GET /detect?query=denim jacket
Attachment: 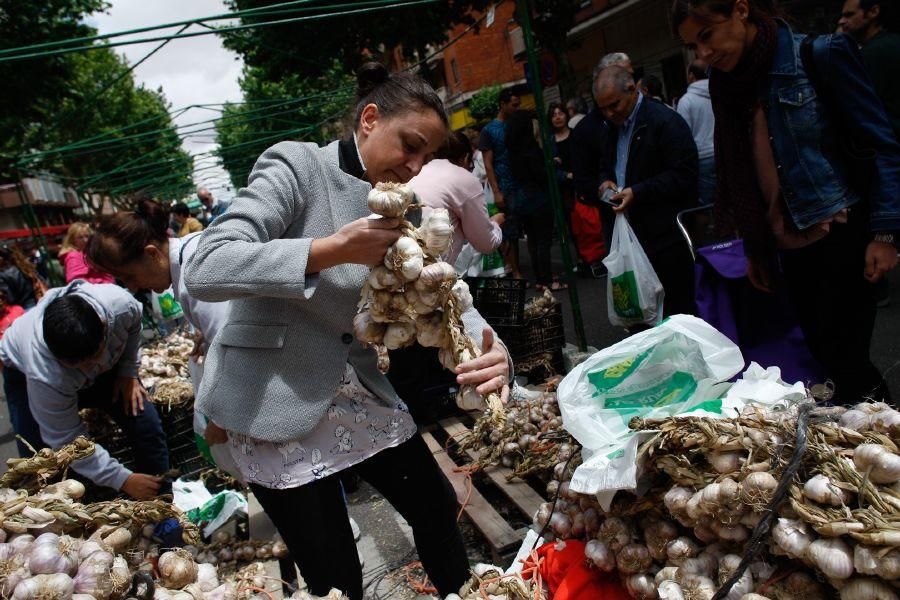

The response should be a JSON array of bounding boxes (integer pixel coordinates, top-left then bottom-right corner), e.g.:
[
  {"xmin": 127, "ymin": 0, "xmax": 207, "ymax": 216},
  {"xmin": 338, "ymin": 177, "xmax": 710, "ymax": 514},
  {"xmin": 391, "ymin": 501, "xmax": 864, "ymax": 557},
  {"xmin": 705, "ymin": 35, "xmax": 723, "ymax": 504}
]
[{"xmin": 763, "ymin": 20, "xmax": 900, "ymax": 233}]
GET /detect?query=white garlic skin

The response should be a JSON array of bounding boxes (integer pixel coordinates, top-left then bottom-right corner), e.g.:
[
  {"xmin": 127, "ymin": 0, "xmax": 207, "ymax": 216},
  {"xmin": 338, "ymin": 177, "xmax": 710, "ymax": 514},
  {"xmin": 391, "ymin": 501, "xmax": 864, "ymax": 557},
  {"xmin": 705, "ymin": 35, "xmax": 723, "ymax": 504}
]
[
  {"xmin": 419, "ymin": 209, "xmax": 453, "ymax": 256},
  {"xmin": 839, "ymin": 578, "xmax": 899, "ymax": 600},
  {"xmin": 772, "ymin": 518, "xmax": 814, "ymax": 559},
  {"xmin": 158, "ymin": 549, "xmax": 199, "ymax": 589},
  {"xmin": 853, "ymin": 444, "xmax": 900, "ymax": 484},
  {"xmin": 624, "ymin": 573, "xmax": 657, "ymax": 599},
  {"xmin": 803, "ymin": 474, "xmax": 851, "ymax": 506},
  {"xmin": 807, "ymin": 537, "xmax": 854, "ymax": 580},
  {"xmin": 353, "ymin": 311, "xmax": 386, "ymax": 345},
  {"xmin": 657, "ymin": 580, "xmax": 684, "ymax": 600},
  {"xmin": 383, "ymin": 322, "xmax": 416, "ymax": 350},
  {"xmin": 367, "ymin": 183, "xmax": 413, "ymax": 217},
  {"xmin": 708, "ymin": 450, "xmax": 744, "ymax": 474},
  {"xmin": 12, "ymin": 574, "xmax": 75, "ymax": 600}
]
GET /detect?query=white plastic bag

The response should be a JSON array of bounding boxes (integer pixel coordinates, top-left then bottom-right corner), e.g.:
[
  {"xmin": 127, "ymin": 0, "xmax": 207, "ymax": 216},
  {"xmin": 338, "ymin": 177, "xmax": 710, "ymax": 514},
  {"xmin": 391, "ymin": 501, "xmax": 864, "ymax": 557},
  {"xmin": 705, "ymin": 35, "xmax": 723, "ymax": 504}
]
[
  {"xmin": 151, "ymin": 287, "xmax": 184, "ymax": 323},
  {"xmin": 557, "ymin": 315, "xmax": 744, "ymax": 501},
  {"xmin": 602, "ymin": 213, "xmax": 664, "ymax": 327}
]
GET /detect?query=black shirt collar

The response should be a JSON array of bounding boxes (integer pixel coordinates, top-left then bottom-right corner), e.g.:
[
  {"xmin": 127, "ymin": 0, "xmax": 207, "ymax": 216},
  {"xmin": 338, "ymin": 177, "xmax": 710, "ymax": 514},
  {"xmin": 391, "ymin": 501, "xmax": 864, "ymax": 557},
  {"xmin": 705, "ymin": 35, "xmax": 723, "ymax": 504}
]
[{"xmin": 338, "ymin": 136, "xmax": 366, "ymax": 181}]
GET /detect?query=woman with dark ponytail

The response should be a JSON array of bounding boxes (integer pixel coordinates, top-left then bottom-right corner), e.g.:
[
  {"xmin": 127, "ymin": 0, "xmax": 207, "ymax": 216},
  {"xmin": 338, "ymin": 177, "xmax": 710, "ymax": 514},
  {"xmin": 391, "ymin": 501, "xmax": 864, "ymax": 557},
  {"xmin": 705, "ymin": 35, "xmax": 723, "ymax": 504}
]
[
  {"xmin": 182, "ymin": 63, "xmax": 508, "ymax": 598},
  {"xmin": 672, "ymin": 0, "xmax": 900, "ymax": 403},
  {"xmin": 87, "ymin": 200, "xmax": 240, "ymax": 480}
]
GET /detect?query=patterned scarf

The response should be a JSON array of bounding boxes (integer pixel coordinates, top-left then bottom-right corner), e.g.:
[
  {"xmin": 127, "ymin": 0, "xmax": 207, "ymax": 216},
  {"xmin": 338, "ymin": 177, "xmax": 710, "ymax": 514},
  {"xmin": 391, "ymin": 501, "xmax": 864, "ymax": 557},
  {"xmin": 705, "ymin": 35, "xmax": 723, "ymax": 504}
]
[{"xmin": 708, "ymin": 17, "xmax": 779, "ymax": 257}]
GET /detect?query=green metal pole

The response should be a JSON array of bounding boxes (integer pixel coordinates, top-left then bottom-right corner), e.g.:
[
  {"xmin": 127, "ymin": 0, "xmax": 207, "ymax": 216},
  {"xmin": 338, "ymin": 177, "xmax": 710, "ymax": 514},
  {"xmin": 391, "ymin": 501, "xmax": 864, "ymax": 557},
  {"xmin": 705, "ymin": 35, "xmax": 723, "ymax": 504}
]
[{"xmin": 516, "ymin": 0, "xmax": 588, "ymax": 352}]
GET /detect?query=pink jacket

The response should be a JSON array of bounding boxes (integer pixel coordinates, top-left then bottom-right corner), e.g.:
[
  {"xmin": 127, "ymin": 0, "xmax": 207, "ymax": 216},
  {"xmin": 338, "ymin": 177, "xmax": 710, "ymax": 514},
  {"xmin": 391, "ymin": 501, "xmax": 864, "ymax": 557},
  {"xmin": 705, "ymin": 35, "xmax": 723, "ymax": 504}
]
[
  {"xmin": 409, "ymin": 159, "xmax": 502, "ymax": 264},
  {"xmin": 62, "ymin": 250, "xmax": 115, "ymax": 284}
]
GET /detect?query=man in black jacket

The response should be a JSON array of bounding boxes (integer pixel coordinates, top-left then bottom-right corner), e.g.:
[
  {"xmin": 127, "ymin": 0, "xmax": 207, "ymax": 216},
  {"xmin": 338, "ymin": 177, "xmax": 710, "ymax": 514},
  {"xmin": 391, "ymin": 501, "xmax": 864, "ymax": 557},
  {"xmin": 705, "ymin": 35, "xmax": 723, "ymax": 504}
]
[{"xmin": 594, "ymin": 66, "xmax": 699, "ymax": 317}]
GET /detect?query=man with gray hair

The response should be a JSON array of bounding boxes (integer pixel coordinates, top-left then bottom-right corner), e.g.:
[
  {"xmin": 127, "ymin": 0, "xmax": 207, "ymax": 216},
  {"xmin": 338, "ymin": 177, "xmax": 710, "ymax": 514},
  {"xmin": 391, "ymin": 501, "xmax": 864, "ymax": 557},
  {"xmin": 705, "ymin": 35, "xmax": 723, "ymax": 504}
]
[
  {"xmin": 197, "ymin": 187, "xmax": 228, "ymax": 225},
  {"xmin": 593, "ymin": 65, "xmax": 699, "ymax": 319}
]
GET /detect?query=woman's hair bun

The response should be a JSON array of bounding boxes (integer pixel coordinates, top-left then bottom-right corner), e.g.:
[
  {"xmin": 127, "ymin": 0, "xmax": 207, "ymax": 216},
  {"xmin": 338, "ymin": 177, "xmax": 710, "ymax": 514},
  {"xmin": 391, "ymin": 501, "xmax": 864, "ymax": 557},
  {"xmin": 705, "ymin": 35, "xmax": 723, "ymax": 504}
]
[
  {"xmin": 356, "ymin": 62, "xmax": 391, "ymax": 98},
  {"xmin": 134, "ymin": 197, "xmax": 170, "ymax": 237}
]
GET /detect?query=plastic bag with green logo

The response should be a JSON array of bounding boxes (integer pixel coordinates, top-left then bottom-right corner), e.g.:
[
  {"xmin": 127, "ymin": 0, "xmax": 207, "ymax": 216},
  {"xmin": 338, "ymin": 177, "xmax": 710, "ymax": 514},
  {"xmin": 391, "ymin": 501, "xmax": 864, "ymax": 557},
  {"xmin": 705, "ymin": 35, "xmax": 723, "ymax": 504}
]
[
  {"xmin": 557, "ymin": 315, "xmax": 744, "ymax": 503},
  {"xmin": 151, "ymin": 288, "xmax": 184, "ymax": 322},
  {"xmin": 602, "ymin": 213, "xmax": 664, "ymax": 327}
]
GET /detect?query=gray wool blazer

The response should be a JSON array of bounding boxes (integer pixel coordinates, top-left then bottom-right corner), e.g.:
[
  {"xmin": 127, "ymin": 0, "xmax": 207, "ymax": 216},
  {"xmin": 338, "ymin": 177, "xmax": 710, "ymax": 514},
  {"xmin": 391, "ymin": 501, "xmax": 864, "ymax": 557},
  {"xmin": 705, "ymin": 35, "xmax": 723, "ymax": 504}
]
[{"xmin": 184, "ymin": 140, "xmax": 504, "ymax": 442}]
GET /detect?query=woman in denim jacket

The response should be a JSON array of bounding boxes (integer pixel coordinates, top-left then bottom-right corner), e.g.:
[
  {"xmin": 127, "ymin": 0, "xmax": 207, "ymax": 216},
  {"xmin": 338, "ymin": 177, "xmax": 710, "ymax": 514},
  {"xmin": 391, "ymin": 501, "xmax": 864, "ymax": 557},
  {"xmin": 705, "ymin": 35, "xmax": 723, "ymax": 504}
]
[{"xmin": 672, "ymin": 0, "xmax": 900, "ymax": 403}]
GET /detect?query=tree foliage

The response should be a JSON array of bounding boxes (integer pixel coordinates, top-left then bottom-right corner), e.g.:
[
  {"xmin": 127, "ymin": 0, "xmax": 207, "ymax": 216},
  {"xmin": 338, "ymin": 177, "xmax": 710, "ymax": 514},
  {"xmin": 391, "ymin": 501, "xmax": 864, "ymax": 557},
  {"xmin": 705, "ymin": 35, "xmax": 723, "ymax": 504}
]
[
  {"xmin": 0, "ymin": 0, "xmax": 108, "ymax": 176},
  {"xmin": 221, "ymin": 0, "xmax": 492, "ymax": 85},
  {"xmin": 468, "ymin": 84, "xmax": 502, "ymax": 123},
  {"xmin": 215, "ymin": 60, "xmax": 355, "ymax": 190},
  {"xmin": 0, "ymin": 1, "xmax": 193, "ymax": 207}
]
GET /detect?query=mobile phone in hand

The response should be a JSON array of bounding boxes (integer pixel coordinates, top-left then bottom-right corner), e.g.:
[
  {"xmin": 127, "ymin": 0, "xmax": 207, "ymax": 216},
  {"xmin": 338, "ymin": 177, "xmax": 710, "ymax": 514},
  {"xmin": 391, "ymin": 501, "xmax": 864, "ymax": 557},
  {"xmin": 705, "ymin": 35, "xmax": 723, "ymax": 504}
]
[{"xmin": 600, "ymin": 187, "xmax": 622, "ymax": 208}]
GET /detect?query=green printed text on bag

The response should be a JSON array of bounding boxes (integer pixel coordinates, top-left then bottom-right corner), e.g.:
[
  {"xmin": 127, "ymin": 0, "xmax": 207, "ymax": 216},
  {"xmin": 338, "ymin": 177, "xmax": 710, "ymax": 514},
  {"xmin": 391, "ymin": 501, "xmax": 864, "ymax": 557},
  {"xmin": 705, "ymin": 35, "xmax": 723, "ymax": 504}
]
[{"xmin": 611, "ymin": 270, "xmax": 643, "ymax": 320}]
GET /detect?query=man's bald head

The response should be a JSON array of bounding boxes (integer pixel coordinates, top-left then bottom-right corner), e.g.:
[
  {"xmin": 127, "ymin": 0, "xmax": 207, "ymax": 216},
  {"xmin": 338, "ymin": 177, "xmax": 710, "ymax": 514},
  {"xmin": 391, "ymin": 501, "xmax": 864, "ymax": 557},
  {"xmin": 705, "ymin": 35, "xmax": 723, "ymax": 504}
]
[
  {"xmin": 593, "ymin": 66, "xmax": 639, "ymax": 127},
  {"xmin": 197, "ymin": 187, "xmax": 213, "ymax": 207}
]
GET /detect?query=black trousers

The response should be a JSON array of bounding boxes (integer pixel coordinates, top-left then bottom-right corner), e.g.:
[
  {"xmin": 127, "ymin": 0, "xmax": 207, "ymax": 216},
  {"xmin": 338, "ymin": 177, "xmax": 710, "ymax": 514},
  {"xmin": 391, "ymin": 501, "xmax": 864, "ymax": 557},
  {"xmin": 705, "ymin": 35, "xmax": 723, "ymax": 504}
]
[
  {"xmin": 648, "ymin": 242, "xmax": 698, "ymax": 318},
  {"xmin": 779, "ymin": 213, "xmax": 887, "ymax": 403},
  {"xmin": 521, "ymin": 204, "xmax": 555, "ymax": 286},
  {"xmin": 250, "ymin": 434, "xmax": 469, "ymax": 600}
]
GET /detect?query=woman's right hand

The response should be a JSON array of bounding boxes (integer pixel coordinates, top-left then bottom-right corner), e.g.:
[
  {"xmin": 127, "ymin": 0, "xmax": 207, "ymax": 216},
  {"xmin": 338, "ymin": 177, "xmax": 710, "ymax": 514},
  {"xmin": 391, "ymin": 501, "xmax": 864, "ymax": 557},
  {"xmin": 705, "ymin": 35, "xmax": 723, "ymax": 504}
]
[{"xmin": 309, "ymin": 218, "xmax": 401, "ymax": 272}]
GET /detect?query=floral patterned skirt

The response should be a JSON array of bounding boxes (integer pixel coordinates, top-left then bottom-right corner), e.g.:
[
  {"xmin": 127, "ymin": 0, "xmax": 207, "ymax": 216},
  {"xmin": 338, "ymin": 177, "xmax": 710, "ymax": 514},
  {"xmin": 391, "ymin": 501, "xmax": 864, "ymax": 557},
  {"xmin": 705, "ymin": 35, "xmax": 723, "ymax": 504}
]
[{"xmin": 226, "ymin": 364, "xmax": 416, "ymax": 489}]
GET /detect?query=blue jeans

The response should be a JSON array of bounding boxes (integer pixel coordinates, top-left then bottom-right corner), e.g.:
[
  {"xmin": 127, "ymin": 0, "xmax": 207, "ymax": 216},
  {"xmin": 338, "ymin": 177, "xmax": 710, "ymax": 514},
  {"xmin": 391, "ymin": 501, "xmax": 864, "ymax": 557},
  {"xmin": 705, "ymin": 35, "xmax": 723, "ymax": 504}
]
[
  {"xmin": 3, "ymin": 366, "xmax": 46, "ymax": 457},
  {"xmin": 698, "ymin": 156, "xmax": 716, "ymax": 206},
  {"xmin": 3, "ymin": 367, "xmax": 170, "ymax": 485}
]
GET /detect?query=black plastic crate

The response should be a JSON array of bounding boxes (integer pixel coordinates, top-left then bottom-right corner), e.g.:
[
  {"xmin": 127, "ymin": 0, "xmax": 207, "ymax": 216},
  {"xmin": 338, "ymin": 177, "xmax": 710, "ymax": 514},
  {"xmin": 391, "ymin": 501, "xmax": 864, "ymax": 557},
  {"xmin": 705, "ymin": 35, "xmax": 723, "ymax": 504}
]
[
  {"xmin": 495, "ymin": 304, "xmax": 566, "ymax": 378},
  {"xmin": 466, "ymin": 277, "xmax": 528, "ymax": 326}
]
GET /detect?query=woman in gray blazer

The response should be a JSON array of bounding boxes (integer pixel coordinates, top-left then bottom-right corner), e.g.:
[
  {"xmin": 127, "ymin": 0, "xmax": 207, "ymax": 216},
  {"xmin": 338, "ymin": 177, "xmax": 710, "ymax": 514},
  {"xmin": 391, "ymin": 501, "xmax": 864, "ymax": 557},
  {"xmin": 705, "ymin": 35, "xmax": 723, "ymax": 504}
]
[{"xmin": 184, "ymin": 64, "xmax": 511, "ymax": 598}]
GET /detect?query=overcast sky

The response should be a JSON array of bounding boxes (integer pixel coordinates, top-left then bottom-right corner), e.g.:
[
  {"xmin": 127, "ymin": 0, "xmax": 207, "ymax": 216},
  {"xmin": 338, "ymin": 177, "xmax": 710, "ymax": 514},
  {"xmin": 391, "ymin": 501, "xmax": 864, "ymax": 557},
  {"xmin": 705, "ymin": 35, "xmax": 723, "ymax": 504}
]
[{"xmin": 87, "ymin": 1, "xmax": 244, "ymax": 201}]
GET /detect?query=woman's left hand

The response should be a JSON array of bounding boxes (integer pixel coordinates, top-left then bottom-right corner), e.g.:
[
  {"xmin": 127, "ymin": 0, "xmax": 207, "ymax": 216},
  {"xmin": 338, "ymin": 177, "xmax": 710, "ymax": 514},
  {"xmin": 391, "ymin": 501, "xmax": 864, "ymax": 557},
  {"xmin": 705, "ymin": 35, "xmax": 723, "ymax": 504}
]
[{"xmin": 455, "ymin": 328, "xmax": 510, "ymax": 404}]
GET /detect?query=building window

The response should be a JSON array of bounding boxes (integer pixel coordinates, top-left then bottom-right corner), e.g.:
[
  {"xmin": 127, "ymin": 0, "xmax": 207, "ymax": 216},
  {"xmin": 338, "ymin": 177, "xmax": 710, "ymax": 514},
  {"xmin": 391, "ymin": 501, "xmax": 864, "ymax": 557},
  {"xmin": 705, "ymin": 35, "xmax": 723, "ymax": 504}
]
[{"xmin": 451, "ymin": 58, "xmax": 461, "ymax": 84}]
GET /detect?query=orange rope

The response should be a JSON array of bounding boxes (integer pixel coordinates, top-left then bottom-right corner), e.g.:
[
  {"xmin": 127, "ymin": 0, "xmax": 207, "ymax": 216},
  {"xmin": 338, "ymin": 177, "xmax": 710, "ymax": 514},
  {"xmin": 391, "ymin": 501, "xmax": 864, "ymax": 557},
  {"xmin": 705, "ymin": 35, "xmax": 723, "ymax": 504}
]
[
  {"xmin": 237, "ymin": 586, "xmax": 276, "ymax": 600},
  {"xmin": 403, "ymin": 560, "xmax": 438, "ymax": 595},
  {"xmin": 444, "ymin": 429, "xmax": 472, "ymax": 452},
  {"xmin": 757, "ymin": 567, "xmax": 797, "ymax": 595}
]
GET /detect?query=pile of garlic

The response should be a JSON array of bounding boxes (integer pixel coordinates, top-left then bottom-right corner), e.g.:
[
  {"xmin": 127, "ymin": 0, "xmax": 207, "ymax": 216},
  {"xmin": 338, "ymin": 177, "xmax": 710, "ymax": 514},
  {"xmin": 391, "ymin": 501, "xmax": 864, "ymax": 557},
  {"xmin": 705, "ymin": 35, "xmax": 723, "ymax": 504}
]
[
  {"xmin": 523, "ymin": 401, "xmax": 900, "ymax": 600},
  {"xmin": 461, "ymin": 387, "xmax": 579, "ymax": 481},
  {"xmin": 355, "ymin": 183, "xmax": 502, "ymax": 417},
  {"xmin": 139, "ymin": 331, "xmax": 193, "ymax": 392}
]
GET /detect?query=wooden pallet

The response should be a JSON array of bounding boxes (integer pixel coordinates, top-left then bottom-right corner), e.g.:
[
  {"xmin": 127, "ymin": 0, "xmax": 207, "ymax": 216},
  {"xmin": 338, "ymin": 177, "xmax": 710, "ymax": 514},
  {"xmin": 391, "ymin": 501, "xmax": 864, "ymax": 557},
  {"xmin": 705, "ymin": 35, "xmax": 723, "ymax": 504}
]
[{"xmin": 421, "ymin": 415, "xmax": 547, "ymax": 562}]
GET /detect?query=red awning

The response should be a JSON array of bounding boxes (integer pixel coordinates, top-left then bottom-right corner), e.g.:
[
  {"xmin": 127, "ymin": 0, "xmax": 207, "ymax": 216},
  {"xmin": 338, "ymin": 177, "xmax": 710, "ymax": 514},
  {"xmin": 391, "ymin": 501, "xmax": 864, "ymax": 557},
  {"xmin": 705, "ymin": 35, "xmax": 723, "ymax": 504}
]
[{"xmin": 0, "ymin": 224, "xmax": 70, "ymax": 241}]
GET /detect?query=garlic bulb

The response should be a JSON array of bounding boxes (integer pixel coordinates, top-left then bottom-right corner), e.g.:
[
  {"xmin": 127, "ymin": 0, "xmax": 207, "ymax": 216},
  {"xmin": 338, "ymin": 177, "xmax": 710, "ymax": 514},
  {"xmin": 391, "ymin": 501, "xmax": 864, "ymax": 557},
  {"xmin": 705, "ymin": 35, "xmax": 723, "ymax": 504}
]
[
  {"xmin": 419, "ymin": 209, "xmax": 453, "ymax": 256},
  {"xmin": 196, "ymin": 563, "xmax": 219, "ymax": 592},
  {"xmin": 658, "ymin": 580, "xmax": 685, "ymax": 600},
  {"xmin": 403, "ymin": 288, "xmax": 436, "ymax": 315},
  {"xmin": 384, "ymin": 237, "xmax": 424, "ymax": 282},
  {"xmin": 414, "ymin": 262, "xmax": 456, "ymax": 295},
  {"xmin": 739, "ymin": 472, "xmax": 778, "ymax": 504},
  {"xmin": 656, "ymin": 567, "xmax": 679, "ymax": 585},
  {"xmin": 42, "ymin": 480, "xmax": 85, "ymax": 501},
  {"xmin": 853, "ymin": 444, "xmax": 900, "ymax": 484},
  {"xmin": 709, "ymin": 450, "xmax": 744, "ymax": 474},
  {"xmin": 772, "ymin": 518, "xmax": 814, "ymax": 559},
  {"xmin": 75, "ymin": 559, "xmax": 117, "ymax": 600},
  {"xmin": 644, "ymin": 520, "xmax": 679, "ymax": 561},
  {"xmin": 367, "ymin": 266, "xmax": 401, "ymax": 291},
  {"xmin": 450, "ymin": 280, "xmax": 473, "ymax": 312},
  {"xmin": 89, "ymin": 526, "xmax": 131, "ymax": 553},
  {"xmin": 158, "ymin": 549, "xmax": 199, "ymax": 589},
  {"xmin": 367, "ymin": 183, "xmax": 414, "ymax": 217},
  {"xmin": 272, "ymin": 541, "xmax": 289, "ymax": 559},
  {"xmin": 807, "ymin": 537, "xmax": 854, "ymax": 579},
  {"xmin": 870, "ymin": 408, "xmax": 900, "ymax": 437},
  {"xmin": 666, "ymin": 537, "xmax": 700, "ymax": 563},
  {"xmin": 584, "ymin": 539, "xmax": 615, "ymax": 571},
  {"xmin": 205, "ymin": 584, "xmax": 238, "ymax": 600},
  {"xmin": 718, "ymin": 554, "xmax": 753, "ymax": 599},
  {"xmin": 840, "ymin": 409, "xmax": 871, "ymax": 431},
  {"xmin": 860, "ymin": 545, "xmax": 900, "ymax": 580},
  {"xmin": 353, "ymin": 311, "xmax": 386, "ymax": 345},
  {"xmin": 598, "ymin": 517, "xmax": 631, "ymax": 552},
  {"xmin": 12, "ymin": 574, "xmax": 75, "ymax": 600},
  {"xmin": 664, "ymin": 486, "xmax": 693, "ymax": 519},
  {"xmin": 674, "ymin": 573, "xmax": 716, "ymax": 600},
  {"xmin": 369, "ymin": 290, "xmax": 413, "ymax": 324},
  {"xmin": 415, "ymin": 312, "xmax": 447, "ymax": 348},
  {"xmin": 28, "ymin": 535, "xmax": 80, "ymax": 575},
  {"xmin": 456, "ymin": 385, "xmax": 484, "ymax": 411},
  {"xmin": 383, "ymin": 322, "xmax": 416, "ymax": 350},
  {"xmin": 839, "ymin": 578, "xmax": 899, "ymax": 600},
  {"xmin": 616, "ymin": 543, "xmax": 652, "ymax": 574},
  {"xmin": 624, "ymin": 573, "xmax": 657, "ymax": 599},
  {"xmin": 803, "ymin": 474, "xmax": 851, "ymax": 506}
]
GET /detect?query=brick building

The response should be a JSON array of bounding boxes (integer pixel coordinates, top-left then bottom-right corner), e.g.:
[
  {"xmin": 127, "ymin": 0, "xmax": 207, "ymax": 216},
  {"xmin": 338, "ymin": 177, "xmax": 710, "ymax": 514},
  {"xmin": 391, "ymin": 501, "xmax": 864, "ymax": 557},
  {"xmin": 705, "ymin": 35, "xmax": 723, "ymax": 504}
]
[{"xmin": 428, "ymin": 1, "xmax": 531, "ymax": 129}]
